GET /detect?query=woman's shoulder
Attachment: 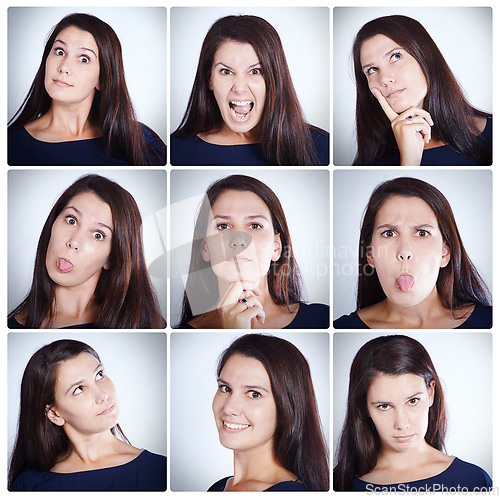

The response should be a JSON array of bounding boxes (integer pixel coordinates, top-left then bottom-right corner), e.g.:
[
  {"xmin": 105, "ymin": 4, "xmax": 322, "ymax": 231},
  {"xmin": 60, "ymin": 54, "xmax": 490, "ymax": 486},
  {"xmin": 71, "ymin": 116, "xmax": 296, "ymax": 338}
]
[
  {"xmin": 285, "ymin": 302, "xmax": 329, "ymax": 329},
  {"xmin": 8, "ymin": 315, "xmax": 25, "ymax": 329},
  {"xmin": 170, "ymin": 134, "xmax": 268, "ymax": 166},
  {"xmin": 11, "ymin": 450, "xmax": 166, "ymax": 491},
  {"xmin": 456, "ymin": 305, "xmax": 492, "ymax": 329},
  {"xmin": 207, "ymin": 476, "xmax": 307, "ymax": 492},
  {"xmin": 333, "ymin": 310, "xmax": 368, "ymax": 329},
  {"xmin": 309, "ymin": 125, "xmax": 330, "ymax": 165},
  {"xmin": 139, "ymin": 123, "xmax": 166, "ymax": 165},
  {"xmin": 352, "ymin": 457, "xmax": 492, "ymax": 492}
]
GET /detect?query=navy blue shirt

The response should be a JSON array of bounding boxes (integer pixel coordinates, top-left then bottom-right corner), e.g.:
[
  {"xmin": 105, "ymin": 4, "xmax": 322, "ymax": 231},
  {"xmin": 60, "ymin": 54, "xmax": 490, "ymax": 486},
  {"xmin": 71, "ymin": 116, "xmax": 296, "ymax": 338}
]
[
  {"xmin": 10, "ymin": 450, "xmax": 166, "ymax": 491},
  {"xmin": 352, "ymin": 458, "xmax": 492, "ymax": 492},
  {"xmin": 333, "ymin": 304, "xmax": 492, "ymax": 329},
  {"xmin": 170, "ymin": 129, "xmax": 329, "ymax": 166},
  {"xmin": 373, "ymin": 117, "xmax": 492, "ymax": 166},
  {"xmin": 8, "ymin": 316, "xmax": 94, "ymax": 329},
  {"xmin": 8, "ymin": 124, "xmax": 165, "ymax": 166},
  {"xmin": 177, "ymin": 302, "xmax": 329, "ymax": 329},
  {"xmin": 208, "ymin": 476, "xmax": 307, "ymax": 491}
]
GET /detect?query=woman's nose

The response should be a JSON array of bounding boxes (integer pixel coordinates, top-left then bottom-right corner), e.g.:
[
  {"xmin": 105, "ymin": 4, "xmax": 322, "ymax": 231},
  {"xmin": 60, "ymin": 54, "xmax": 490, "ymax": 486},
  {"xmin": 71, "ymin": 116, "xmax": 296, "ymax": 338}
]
[
  {"xmin": 228, "ymin": 231, "xmax": 250, "ymax": 249},
  {"xmin": 66, "ymin": 238, "xmax": 79, "ymax": 251},
  {"xmin": 232, "ymin": 74, "xmax": 249, "ymax": 93},
  {"xmin": 393, "ymin": 408, "xmax": 410, "ymax": 431},
  {"xmin": 377, "ymin": 67, "xmax": 395, "ymax": 87},
  {"xmin": 58, "ymin": 63, "xmax": 70, "ymax": 75},
  {"xmin": 95, "ymin": 386, "xmax": 109, "ymax": 404},
  {"xmin": 397, "ymin": 237, "xmax": 413, "ymax": 262},
  {"xmin": 223, "ymin": 396, "xmax": 242, "ymax": 416}
]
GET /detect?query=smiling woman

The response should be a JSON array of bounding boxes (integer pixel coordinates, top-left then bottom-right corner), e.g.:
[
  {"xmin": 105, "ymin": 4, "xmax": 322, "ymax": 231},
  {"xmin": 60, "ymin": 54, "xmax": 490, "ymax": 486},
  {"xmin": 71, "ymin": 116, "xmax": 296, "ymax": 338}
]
[
  {"xmin": 334, "ymin": 335, "xmax": 492, "ymax": 491},
  {"xmin": 210, "ymin": 334, "xmax": 329, "ymax": 491},
  {"xmin": 8, "ymin": 339, "xmax": 166, "ymax": 491},
  {"xmin": 8, "ymin": 13, "xmax": 165, "ymax": 165},
  {"xmin": 8, "ymin": 174, "xmax": 165, "ymax": 329},
  {"xmin": 171, "ymin": 14, "xmax": 329, "ymax": 166},
  {"xmin": 333, "ymin": 177, "xmax": 491, "ymax": 329}
]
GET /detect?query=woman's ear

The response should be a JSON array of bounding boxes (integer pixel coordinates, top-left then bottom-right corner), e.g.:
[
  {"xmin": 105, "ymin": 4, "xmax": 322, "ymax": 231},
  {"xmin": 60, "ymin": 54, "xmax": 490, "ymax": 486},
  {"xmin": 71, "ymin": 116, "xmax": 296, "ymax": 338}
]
[
  {"xmin": 440, "ymin": 242, "xmax": 451, "ymax": 268},
  {"xmin": 45, "ymin": 405, "xmax": 65, "ymax": 427},
  {"xmin": 427, "ymin": 380, "xmax": 436, "ymax": 408},
  {"xmin": 366, "ymin": 246, "xmax": 375, "ymax": 268},
  {"xmin": 201, "ymin": 238, "xmax": 211, "ymax": 262},
  {"xmin": 271, "ymin": 234, "xmax": 282, "ymax": 262},
  {"xmin": 103, "ymin": 260, "xmax": 111, "ymax": 270}
]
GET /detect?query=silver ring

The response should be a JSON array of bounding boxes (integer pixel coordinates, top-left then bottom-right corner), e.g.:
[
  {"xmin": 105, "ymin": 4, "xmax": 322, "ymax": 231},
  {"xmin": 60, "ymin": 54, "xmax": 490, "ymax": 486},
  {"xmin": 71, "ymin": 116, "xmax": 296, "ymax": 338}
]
[
  {"xmin": 240, "ymin": 298, "xmax": 249, "ymax": 310},
  {"xmin": 406, "ymin": 115, "xmax": 414, "ymax": 123}
]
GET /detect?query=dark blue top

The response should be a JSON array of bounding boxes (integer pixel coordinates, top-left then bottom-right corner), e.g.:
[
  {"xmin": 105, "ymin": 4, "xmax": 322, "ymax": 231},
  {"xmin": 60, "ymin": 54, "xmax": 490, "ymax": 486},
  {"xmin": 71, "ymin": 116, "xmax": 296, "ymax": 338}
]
[
  {"xmin": 352, "ymin": 457, "xmax": 492, "ymax": 492},
  {"xmin": 373, "ymin": 117, "xmax": 492, "ymax": 166},
  {"xmin": 8, "ymin": 316, "xmax": 94, "ymax": 329},
  {"xmin": 8, "ymin": 124, "xmax": 166, "ymax": 166},
  {"xmin": 208, "ymin": 476, "xmax": 307, "ymax": 492},
  {"xmin": 10, "ymin": 450, "xmax": 166, "ymax": 491},
  {"xmin": 177, "ymin": 302, "xmax": 329, "ymax": 329},
  {"xmin": 170, "ymin": 129, "xmax": 329, "ymax": 166},
  {"xmin": 333, "ymin": 304, "xmax": 492, "ymax": 329}
]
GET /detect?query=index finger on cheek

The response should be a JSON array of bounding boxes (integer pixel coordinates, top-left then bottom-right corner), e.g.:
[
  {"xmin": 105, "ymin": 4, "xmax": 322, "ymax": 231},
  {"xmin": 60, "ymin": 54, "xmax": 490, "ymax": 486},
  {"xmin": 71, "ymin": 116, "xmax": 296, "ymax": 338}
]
[{"xmin": 371, "ymin": 87, "xmax": 399, "ymax": 122}]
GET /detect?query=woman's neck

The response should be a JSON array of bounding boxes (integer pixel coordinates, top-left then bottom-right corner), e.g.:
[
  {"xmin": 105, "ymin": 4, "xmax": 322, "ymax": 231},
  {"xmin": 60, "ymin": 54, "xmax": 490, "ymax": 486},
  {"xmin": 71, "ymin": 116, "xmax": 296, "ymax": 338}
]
[
  {"xmin": 26, "ymin": 101, "xmax": 101, "ymax": 142},
  {"xmin": 199, "ymin": 122, "xmax": 261, "ymax": 145},
  {"xmin": 229, "ymin": 444, "xmax": 296, "ymax": 491},
  {"xmin": 52, "ymin": 431, "xmax": 141, "ymax": 473}
]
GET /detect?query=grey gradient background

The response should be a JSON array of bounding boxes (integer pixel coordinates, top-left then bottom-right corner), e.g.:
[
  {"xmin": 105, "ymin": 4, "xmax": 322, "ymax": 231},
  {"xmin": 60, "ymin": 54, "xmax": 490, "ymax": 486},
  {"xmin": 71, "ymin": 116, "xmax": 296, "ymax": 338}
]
[
  {"xmin": 332, "ymin": 7, "xmax": 492, "ymax": 165},
  {"xmin": 170, "ymin": 332, "xmax": 330, "ymax": 491},
  {"xmin": 170, "ymin": 7, "xmax": 330, "ymax": 135},
  {"xmin": 333, "ymin": 169, "xmax": 492, "ymax": 321},
  {"xmin": 8, "ymin": 7, "xmax": 167, "ymax": 143},
  {"xmin": 8, "ymin": 170, "xmax": 167, "ymax": 320},
  {"xmin": 333, "ymin": 332, "xmax": 492, "ymax": 478},
  {"xmin": 8, "ymin": 332, "xmax": 167, "ymax": 462},
  {"xmin": 170, "ymin": 169, "xmax": 330, "ymax": 327}
]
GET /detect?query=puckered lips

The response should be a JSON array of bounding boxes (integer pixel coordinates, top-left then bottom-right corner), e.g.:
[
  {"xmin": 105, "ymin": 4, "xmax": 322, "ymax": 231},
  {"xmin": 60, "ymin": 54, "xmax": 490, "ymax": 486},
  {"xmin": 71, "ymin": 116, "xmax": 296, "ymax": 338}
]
[
  {"xmin": 56, "ymin": 257, "xmax": 74, "ymax": 273},
  {"xmin": 222, "ymin": 419, "xmax": 251, "ymax": 432},
  {"xmin": 229, "ymin": 100, "xmax": 254, "ymax": 122},
  {"xmin": 396, "ymin": 273, "xmax": 414, "ymax": 292}
]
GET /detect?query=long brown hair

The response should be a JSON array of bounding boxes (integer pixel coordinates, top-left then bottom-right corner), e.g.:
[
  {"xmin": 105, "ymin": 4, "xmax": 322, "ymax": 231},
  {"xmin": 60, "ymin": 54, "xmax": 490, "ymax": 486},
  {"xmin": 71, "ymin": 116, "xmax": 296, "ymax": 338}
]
[
  {"xmin": 178, "ymin": 175, "xmax": 303, "ymax": 326},
  {"xmin": 334, "ymin": 335, "xmax": 447, "ymax": 490},
  {"xmin": 357, "ymin": 177, "xmax": 490, "ymax": 312},
  {"xmin": 9, "ymin": 340, "xmax": 128, "ymax": 489},
  {"xmin": 352, "ymin": 15, "xmax": 491, "ymax": 165},
  {"xmin": 217, "ymin": 334, "xmax": 329, "ymax": 490},
  {"xmin": 9, "ymin": 174, "xmax": 165, "ymax": 328},
  {"xmin": 8, "ymin": 13, "xmax": 165, "ymax": 165},
  {"xmin": 172, "ymin": 15, "xmax": 325, "ymax": 166}
]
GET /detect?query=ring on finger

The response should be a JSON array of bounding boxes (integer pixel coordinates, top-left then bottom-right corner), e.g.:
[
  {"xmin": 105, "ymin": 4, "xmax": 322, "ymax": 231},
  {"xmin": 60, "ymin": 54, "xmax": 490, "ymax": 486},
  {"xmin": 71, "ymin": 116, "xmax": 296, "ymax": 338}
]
[
  {"xmin": 406, "ymin": 115, "xmax": 414, "ymax": 123},
  {"xmin": 240, "ymin": 298, "xmax": 249, "ymax": 310}
]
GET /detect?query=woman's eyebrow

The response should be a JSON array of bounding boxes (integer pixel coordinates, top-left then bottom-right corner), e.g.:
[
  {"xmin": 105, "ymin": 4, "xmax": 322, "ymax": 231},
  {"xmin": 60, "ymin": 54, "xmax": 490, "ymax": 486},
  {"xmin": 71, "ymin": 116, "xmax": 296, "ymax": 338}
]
[
  {"xmin": 65, "ymin": 206, "xmax": 113, "ymax": 233},
  {"xmin": 370, "ymin": 391, "xmax": 424, "ymax": 405},
  {"xmin": 362, "ymin": 46, "xmax": 404, "ymax": 70},
  {"xmin": 53, "ymin": 39, "xmax": 97, "ymax": 57},
  {"xmin": 64, "ymin": 363, "xmax": 103, "ymax": 395},
  {"xmin": 214, "ymin": 61, "xmax": 261, "ymax": 70}
]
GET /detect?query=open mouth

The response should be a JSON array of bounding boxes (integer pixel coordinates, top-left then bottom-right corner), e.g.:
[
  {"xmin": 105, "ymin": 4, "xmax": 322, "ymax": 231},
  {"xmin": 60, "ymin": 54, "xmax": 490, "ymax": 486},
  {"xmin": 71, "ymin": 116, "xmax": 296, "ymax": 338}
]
[
  {"xmin": 223, "ymin": 421, "xmax": 251, "ymax": 430},
  {"xmin": 56, "ymin": 258, "xmax": 74, "ymax": 273},
  {"xmin": 229, "ymin": 101, "xmax": 254, "ymax": 121},
  {"xmin": 396, "ymin": 274, "xmax": 414, "ymax": 292}
]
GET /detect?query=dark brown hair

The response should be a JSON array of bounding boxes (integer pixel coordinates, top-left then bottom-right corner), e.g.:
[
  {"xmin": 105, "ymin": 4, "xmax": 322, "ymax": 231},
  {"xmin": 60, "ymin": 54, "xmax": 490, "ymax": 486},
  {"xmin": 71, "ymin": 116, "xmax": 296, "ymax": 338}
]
[
  {"xmin": 9, "ymin": 174, "xmax": 165, "ymax": 328},
  {"xmin": 352, "ymin": 15, "xmax": 491, "ymax": 165},
  {"xmin": 172, "ymin": 15, "xmax": 325, "ymax": 165},
  {"xmin": 334, "ymin": 335, "xmax": 447, "ymax": 490},
  {"xmin": 8, "ymin": 340, "xmax": 128, "ymax": 489},
  {"xmin": 8, "ymin": 13, "xmax": 165, "ymax": 165},
  {"xmin": 217, "ymin": 334, "xmax": 329, "ymax": 491},
  {"xmin": 178, "ymin": 175, "xmax": 303, "ymax": 326},
  {"xmin": 357, "ymin": 177, "xmax": 490, "ymax": 312}
]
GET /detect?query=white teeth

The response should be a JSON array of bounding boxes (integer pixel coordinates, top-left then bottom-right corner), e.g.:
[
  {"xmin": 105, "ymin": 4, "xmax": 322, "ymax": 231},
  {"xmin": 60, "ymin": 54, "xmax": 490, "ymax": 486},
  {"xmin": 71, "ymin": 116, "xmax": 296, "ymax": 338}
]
[
  {"xmin": 230, "ymin": 101, "xmax": 252, "ymax": 106},
  {"xmin": 224, "ymin": 421, "xmax": 250, "ymax": 430}
]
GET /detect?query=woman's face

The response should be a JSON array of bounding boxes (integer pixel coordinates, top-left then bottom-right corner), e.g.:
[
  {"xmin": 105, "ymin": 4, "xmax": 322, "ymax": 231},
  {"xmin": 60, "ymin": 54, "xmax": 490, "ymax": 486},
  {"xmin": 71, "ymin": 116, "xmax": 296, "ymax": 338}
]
[
  {"xmin": 360, "ymin": 34, "xmax": 428, "ymax": 114},
  {"xmin": 209, "ymin": 40, "xmax": 266, "ymax": 135},
  {"xmin": 212, "ymin": 353, "xmax": 277, "ymax": 454},
  {"xmin": 367, "ymin": 195, "xmax": 450, "ymax": 308},
  {"xmin": 46, "ymin": 191, "xmax": 113, "ymax": 290},
  {"xmin": 201, "ymin": 189, "xmax": 282, "ymax": 288},
  {"xmin": 366, "ymin": 373, "xmax": 435, "ymax": 454},
  {"xmin": 44, "ymin": 26, "xmax": 100, "ymax": 107},
  {"xmin": 46, "ymin": 352, "xmax": 119, "ymax": 437}
]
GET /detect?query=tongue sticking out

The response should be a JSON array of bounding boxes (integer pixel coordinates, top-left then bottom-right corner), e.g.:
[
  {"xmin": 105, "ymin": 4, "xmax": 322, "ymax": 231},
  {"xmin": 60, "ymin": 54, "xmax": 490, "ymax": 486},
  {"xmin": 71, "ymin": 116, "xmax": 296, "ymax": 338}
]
[
  {"xmin": 396, "ymin": 275, "xmax": 414, "ymax": 292},
  {"xmin": 57, "ymin": 258, "xmax": 74, "ymax": 272}
]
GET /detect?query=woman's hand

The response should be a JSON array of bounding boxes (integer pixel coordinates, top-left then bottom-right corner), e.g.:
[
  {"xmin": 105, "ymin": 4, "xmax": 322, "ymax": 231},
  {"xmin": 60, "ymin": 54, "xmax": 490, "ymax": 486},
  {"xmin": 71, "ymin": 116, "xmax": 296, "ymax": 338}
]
[
  {"xmin": 218, "ymin": 281, "xmax": 265, "ymax": 329},
  {"xmin": 372, "ymin": 87, "xmax": 434, "ymax": 166}
]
